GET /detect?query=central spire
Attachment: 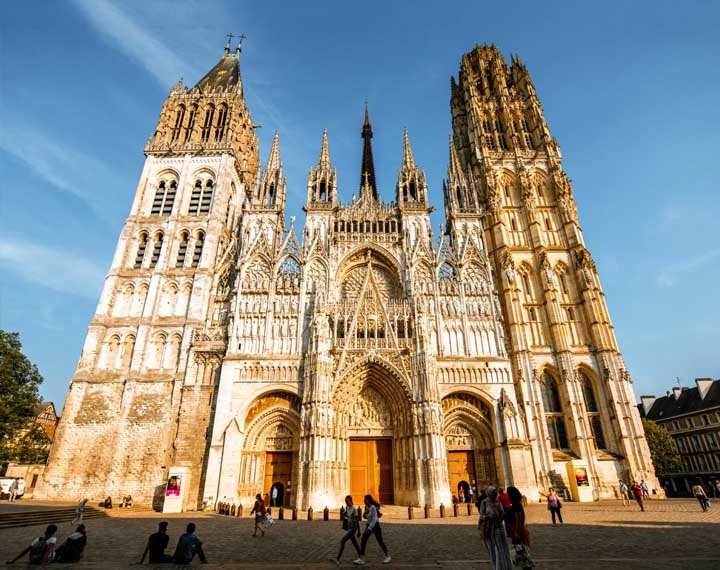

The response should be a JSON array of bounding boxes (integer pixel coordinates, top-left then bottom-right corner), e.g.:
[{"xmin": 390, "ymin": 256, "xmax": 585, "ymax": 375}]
[{"xmin": 360, "ymin": 103, "xmax": 378, "ymax": 201}]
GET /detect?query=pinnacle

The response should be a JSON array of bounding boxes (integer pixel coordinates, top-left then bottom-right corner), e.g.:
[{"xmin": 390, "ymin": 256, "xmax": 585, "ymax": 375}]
[
  {"xmin": 402, "ymin": 128, "xmax": 416, "ymax": 169},
  {"xmin": 318, "ymin": 128, "xmax": 331, "ymax": 168},
  {"xmin": 266, "ymin": 130, "xmax": 281, "ymax": 172},
  {"xmin": 448, "ymin": 136, "xmax": 464, "ymax": 181}
]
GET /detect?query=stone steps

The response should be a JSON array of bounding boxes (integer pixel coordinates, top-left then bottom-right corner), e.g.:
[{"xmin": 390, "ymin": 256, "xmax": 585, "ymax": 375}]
[{"xmin": 0, "ymin": 506, "xmax": 108, "ymax": 530}]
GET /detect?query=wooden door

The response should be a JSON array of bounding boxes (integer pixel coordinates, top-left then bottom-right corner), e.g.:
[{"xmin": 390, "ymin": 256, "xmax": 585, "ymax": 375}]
[
  {"xmin": 350, "ymin": 439, "xmax": 394, "ymax": 505},
  {"xmin": 264, "ymin": 452, "xmax": 293, "ymax": 506},
  {"xmin": 447, "ymin": 450, "xmax": 476, "ymax": 500}
]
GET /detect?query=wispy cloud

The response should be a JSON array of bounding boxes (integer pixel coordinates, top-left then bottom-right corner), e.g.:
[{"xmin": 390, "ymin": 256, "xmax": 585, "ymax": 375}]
[
  {"xmin": 71, "ymin": 0, "xmax": 200, "ymax": 87},
  {"xmin": 0, "ymin": 119, "xmax": 121, "ymax": 220},
  {"xmin": 0, "ymin": 238, "xmax": 106, "ymax": 299},
  {"xmin": 657, "ymin": 248, "xmax": 720, "ymax": 287}
]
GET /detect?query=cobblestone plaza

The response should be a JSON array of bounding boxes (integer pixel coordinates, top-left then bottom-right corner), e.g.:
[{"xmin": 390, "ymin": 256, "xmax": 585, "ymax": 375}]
[{"xmin": 1, "ymin": 500, "xmax": 718, "ymax": 569}]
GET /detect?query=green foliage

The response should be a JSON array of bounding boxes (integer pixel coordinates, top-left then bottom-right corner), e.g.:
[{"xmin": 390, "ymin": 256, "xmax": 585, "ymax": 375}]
[
  {"xmin": 642, "ymin": 418, "xmax": 682, "ymax": 475},
  {"xmin": 0, "ymin": 330, "xmax": 45, "ymax": 463}
]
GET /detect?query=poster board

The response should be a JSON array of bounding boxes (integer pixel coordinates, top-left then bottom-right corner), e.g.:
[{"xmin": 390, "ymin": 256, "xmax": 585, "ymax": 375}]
[{"xmin": 163, "ymin": 466, "xmax": 190, "ymax": 513}]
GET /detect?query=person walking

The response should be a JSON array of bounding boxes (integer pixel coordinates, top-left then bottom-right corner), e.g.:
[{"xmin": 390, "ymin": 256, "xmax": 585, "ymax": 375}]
[
  {"xmin": 619, "ymin": 481, "xmax": 629, "ymax": 506},
  {"xmin": 715, "ymin": 480, "xmax": 720, "ymax": 499},
  {"xmin": 506, "ymin": 486, "xmax": 534, "ymax": 569},
  {"xmin": 271, "ymin": 485, "xmax": 278, "ymax": 507},
  {"xmin": 459, "ymin": 487, "xmax": 466, "ymax": 504},
  {"xmin": 73, "ymin": 498, "xmax": 89, "ymax": 525},
  {"xmin": 640, "ymin": 480, "xmax": 649, "ymax": 497},
  {"xmin": 354, "ymin": 494, "xmax": 391, "ymax": 565},
  {"xmin": 172, "ymin": 523, "xmax": 207, "ymax": 565},
  {"xmin": 546, "ymin": 487, "xmax": 563, "ymax": 525},
  {"xmin": 332, "ymin": 495, "xmax": 362, "ymax": 565},
  {"xmin": 630, "ymin": 481, "xmax": 645, "ymax": 512},
  {"xmin": 479, "ymin": 486, "xmax": 512, "ymax": 570},
  {"xmin": 250, "ymin": 494, "xmax": 267, "ymax": 537},
  {"xmin": 692, "ymin": 481, "xmax": 710, "ymax": 512}
]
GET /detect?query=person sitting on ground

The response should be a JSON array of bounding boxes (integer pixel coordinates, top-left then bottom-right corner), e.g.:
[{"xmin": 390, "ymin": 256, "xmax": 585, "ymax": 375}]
[
  {"xmin": 136, "ymin": 521, "xmax": 172, "ymax": 564},
  {"xmin": 54, "ymin": 524, "xmax": 87, "ymax": 563},
  {"xmin": 124, "ymin": 495, "xmax": 133, "ymax": 508},
  {"xmin": 6, "ymin": 524, "xmax": 58, "ymax": 565},
  {"xmin": 100, "ymin": 496, "xmax": 113, "ymax": 509},
  {"xmin": 173, "ymin": 523, "xmax": 207, "ymax": 565}
]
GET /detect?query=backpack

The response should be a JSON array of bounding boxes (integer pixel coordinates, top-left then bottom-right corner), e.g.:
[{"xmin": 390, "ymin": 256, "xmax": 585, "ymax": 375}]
[{"xmin": 29, "ymin": 537, "xmax": 48, "ymax": 564}]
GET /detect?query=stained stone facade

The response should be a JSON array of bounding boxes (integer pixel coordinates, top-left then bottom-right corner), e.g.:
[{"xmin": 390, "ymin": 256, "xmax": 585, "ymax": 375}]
[{"xmin": 37, "ymin": 42, "xmax": 658, "ymax": 509}]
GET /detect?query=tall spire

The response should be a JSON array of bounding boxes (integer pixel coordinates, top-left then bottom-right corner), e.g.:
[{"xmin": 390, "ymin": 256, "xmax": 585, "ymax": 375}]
[
  {"xmin": 318, "ymin": 128, "xmax": 331, "ymax": 168},
  {"xmin": 267, "ymin": 130, "xmax": 281, "ymax": 172},
  {"xmin": 402, "ymin": 128, "xmax": 416, "ymax": 169},
  {"xmin": 360, "ymin": 102, "xmax": 378, "ymax": 200}
]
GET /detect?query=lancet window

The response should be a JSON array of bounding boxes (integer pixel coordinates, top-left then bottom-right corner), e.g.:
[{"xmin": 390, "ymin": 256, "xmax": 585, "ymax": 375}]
[
  {"xmin": 184, "ymin": 105, "xmax": 197, "ymax": 143},
  {"xmin": 580, "ymin": 371, "xmax": 607, "ymax": 450},
  {"xmin": 176, "ymin": 231, "xmax": 188, "ymax": 267},
  {"xmin": 214, "ymin": 104, "xmax": 228, "ymax": 142},
  {"xmin": 171, "ymin": 105, "xmax": 185, "ymax": 142},
  {"xmin": 151, "ymin": 180, "xmax": 176, "ymax": 216},
  {"xmin": 541, "ymin": 371, "xmax": 569, "ymax": 450},
  {"xmin": 134, "ymin": 232, "xmax": 148, "ymax": 268},
  {"xmin": 201, "ymin": 105, "xmax": 215, "ymax": 143},
  {"xmin": 191, "ymin": 231, "xmax": 205, "ymax": 268},
  {"xmin": 149, "ymin": 232, "xmax": 164, "ymax": 268},
  {"xmin": 189, "ymin": 180, "xmax": 214, "ymax": 215}
]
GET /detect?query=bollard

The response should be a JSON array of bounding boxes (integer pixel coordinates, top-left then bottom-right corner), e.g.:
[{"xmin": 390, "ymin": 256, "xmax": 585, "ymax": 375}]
[
  {"xmin": 292, "ymin": 507, "xmax": 298, "ymax": 520},
  {"xmin": 453, "ymin": 503, "xmax": 458, "ymax": 517},
  {"xmin": 340, "ymin": 506, "xmax": 346, "ymax": 521},
  {"xmin": 308, "ymin": 507, "xmax": 314, "ymax": 521},
  {"xmin": 407, "ymin": 505, "xmax": 414, "ymax": 520},
  {"xmin": 238, "ymin": 503, "xmax": 243, "ymax": 517},
  {"xmin": 231, "ymin": 504, "xmax": 236, "ymax": 516},
  {"xmin": 424, "ymin": 504, "xmax": 430, "ymax": 519},
  {"xmin": 323, "ymin": 507, "xmax": 329, "ymax": 521},
  {"xmin": 278, "ymin": 507, "xmax": 284, "ymax": 520},
  {"xmin": 466, "ymin": 502, "xmax": 472, "ymax": 516},
  {"xmin": 440, "ymin": 503, "xmax": 446, "ymax": 518}
]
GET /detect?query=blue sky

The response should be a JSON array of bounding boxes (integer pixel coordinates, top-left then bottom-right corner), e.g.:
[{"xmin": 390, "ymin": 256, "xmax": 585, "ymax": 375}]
[{"xmin": 1, "ymin": 1, "xmax": 718, "ymax": 410}]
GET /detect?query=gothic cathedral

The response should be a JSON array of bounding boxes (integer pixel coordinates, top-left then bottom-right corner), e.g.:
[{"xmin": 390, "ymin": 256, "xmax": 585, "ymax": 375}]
[{"xmin": 37, "ymin": 42, "xmax": 658, "ymax": 509}]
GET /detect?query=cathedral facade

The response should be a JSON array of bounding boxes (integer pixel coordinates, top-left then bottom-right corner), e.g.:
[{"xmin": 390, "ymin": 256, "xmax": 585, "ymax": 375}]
[{"xmin": 37, "ymin": 42, "xmax": 658, "ymax": 509}]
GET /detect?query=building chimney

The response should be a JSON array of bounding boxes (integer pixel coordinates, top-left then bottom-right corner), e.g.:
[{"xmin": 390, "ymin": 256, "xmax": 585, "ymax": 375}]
[
  {"xmin": 696, "ymin": 378, "xmax": 714, "ymax": 400},
  {"xmin": 640, "ymin": 395, "xmax": 657, "ymax": 416},
  {"xmin": 672, "ymin": 387, "xmax": 682, "ymax": 400}
]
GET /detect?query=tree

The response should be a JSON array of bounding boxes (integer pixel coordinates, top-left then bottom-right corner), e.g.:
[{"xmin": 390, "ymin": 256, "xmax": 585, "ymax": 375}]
[
  {"xmin": 642, "ymin": 418, "xmax": 681, "ymax": 475},
  {"xmin": 0, "ymin": 330, "xmax": 45, "ymax": 463}
]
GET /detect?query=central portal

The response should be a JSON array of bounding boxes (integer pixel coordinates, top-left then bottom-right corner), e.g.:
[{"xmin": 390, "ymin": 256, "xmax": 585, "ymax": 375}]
[{"xmin": 349, "ymin": 439, "xmax": 394, "ymax": 505}]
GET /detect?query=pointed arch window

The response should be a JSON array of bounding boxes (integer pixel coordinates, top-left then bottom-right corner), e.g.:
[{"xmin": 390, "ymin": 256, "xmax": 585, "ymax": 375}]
[
  {"xmin": 134, "ymin": 232, "xmax": 148, "ymax": 268},
  {"xmin": 176, "ymin": 231, "xmax": 188, "ymax": 267},
  {"xmin": 580, "ymin": 372, "xmax": 607, "ymax": 450},
  {"xmin": 319, "ymin": 180, "xmax": 327, "ymax": 201},
  {"xmin": 201, "ymin": 105, "xmax": 215, "ymax": 142},
  {"xmin": 214, "ymin": 104, "xmax": 228, "ymax": 142},
  {"xmin": 409, "ymin": 180, "xmax": 417, "ymax": 201},
  {"xmin": 191, "ymin": 231, "xmax": 204, "ymax": 268},
  {"xmin": 541, "ymin": 372, "xmax": 569, "ymax": 449},
  {"xmin": 150, "ymin": 232, "xmax": 164, "ymax": 268},
  {"xmin": 268, "ymin": 182, "xmax": 275, "ymax": 206},
  {"xmin": 184, "ymin": 105, "xmax": 197, "ymax": 143},
  {"xmin": 559, "ymin": 273, "xmax": 569, "ymax": 295},
  {"xmin": 171, "ymin": 105, "xmax": 185, "ymax": 142},
  {"xmin": 189, "ymin": 179, "xmax": 214, "ymax": 215},
  {"xmin": 151, "ymin": 180, "xmax": 177, "ymax": 216}
]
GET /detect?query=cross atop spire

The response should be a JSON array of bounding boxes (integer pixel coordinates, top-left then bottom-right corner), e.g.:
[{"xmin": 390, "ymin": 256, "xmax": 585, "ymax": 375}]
[{"xmin": 360, "ymin": 103, "xmax": 378, "ymax": 201}]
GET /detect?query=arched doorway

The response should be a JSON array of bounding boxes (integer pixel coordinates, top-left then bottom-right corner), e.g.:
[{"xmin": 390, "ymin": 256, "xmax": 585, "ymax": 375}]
[
  {"xmin": 333, "ymin": 359, "xmax": 414, "ymax": 505},
  {"xmin": 442, "ymin": 393, "xmax": 497, "ymax": 496},
  {"xmin": 238, "ymin": 391, "xmax": 300, "ymax": 506}
]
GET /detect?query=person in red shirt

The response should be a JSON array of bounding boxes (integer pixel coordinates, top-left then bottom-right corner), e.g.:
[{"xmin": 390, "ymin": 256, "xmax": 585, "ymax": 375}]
[
  {"xmin": 497, "ymin": 488, "xmax": 512, "ymax": 510},
  {"xmin": 630, "ymin": 481, "xmax": 645, "ymax": 512}
]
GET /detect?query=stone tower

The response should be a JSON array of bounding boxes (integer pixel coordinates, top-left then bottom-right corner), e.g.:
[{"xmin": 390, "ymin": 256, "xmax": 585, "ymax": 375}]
[
  {"xmin": 37, "ymin": 40, "xmax": 260, "ymax": 507},
  {"xmin": 449, "ymin": 45, "xmax": 658, "ymax": 495}
]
